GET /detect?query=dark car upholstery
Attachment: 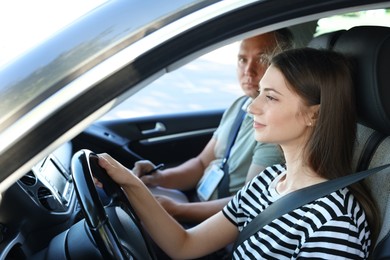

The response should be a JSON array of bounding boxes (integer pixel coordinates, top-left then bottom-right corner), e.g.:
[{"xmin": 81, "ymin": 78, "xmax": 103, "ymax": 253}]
[
  {"xmin": 307, "ymin": 29, "xmax": 345, "ymax": 49},
  {"xmin": 309, "ymin": 26, "xmax": 390, "ymax": 259}
]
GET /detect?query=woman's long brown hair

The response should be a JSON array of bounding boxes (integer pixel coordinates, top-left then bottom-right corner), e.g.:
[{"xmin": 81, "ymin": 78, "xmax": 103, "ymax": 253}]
[{"xmin": 272, "ymin": 48, "xmax": 379, "ymax": 253}]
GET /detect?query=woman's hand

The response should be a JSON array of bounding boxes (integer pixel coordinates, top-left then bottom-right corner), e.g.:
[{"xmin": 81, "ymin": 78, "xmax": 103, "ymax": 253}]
[{"xmin": 97, "ymin": 153, "xmax": 138, "ymax": 188}]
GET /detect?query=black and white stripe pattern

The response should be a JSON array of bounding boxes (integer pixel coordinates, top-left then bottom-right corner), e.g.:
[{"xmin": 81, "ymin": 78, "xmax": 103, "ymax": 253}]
[{"xmin": 223, "ymin": 164, "xmax": 371, "ymax": 259}]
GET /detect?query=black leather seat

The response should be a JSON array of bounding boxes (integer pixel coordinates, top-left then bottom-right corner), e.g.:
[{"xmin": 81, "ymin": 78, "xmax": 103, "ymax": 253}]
[
  {"xmin": 307, "ymin": 29, "xmax": 383, "ymax": 173},
  {"xmin": 308, "ymin": 26, "xmax": 390, "ymax": 259},
  {"xmin": 307, "ymin": 29, "xmax": 345, "ymax": 49},
  {"xmin": 332, "ymin": 26, "xmax": 390, "ymax": 259}
]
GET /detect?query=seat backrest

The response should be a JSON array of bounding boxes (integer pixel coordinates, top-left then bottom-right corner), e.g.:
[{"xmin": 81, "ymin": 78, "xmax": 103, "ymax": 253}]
[
  {"xmin": 332, "ymin": 26, "xmax": 390, "ymax": 259},
  {"xmin": 307, "ymin": 30, "xmax": 382, "ymax": 172},
  {"xmin": 352, "ymin": 124, "xmax": 387, "ymax": 173},
  {"xmin": 307, "ymin": 29, "xmax": 345, "ymax": 49},
  {"xmin": 366, "ymin": 137, "xmax": 390, "ymax": 258}
]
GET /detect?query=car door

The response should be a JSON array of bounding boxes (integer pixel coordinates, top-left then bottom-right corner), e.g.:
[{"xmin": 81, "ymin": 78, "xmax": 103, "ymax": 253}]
[
  {"xmin": 72, "ymin": 110, "xmax": 223, "ymax": 169},
  {"xmin": 72, "ymin": 46, "xmax": 241, "ymax": 169}
]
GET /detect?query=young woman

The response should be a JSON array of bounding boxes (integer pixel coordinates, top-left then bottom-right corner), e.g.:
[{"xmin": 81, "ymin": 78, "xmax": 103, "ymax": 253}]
[{"xmin": 97, "ymin": 47, "xmax": 377, "ymax": 259}]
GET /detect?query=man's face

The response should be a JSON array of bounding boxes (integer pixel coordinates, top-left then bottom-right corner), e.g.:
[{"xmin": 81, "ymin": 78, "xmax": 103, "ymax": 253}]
[{"xmin": 237, "ymin": 33, "xmax": 277, "ymax": 99}]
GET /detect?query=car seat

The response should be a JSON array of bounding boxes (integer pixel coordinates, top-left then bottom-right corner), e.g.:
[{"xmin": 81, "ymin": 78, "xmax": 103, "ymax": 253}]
[
  {"xmin": 332, "ymin": 26, "xmax": 390, "ymax": 259},
  {"xmin": 307, "ymin": 29, "xmax": 345, "ymax": 49},
  {"xmin": 307, "ymin": 29, "xmax": 385, "ymax": 172},
  {"xmin": 308, "ymin": 25, "xmax": 390, "ymax": 259}
]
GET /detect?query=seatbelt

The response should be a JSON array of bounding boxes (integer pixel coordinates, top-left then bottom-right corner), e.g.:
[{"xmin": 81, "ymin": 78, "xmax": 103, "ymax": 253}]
[
  {"xmin": 232, "ymin": 163, "xmax": 390, "ymax": 253},
  {"xmin": 218, "ymin": 97, "xmax": 248, "ymax": 198}
]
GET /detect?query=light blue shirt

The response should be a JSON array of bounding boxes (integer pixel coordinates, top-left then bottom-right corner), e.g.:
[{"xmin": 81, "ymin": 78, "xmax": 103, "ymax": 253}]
[{"xmin": 198, "ymin": 96, "xmax": 285, "ymax": 200}]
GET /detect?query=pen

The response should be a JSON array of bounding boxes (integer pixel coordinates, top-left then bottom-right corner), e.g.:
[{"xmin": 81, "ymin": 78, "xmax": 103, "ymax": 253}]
[{"xmin": 145, "ymin": 163, "xmax": 165, "ymax": 175}]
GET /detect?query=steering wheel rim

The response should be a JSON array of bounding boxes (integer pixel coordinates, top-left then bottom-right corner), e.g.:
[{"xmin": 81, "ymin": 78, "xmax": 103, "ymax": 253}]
[{"xmin": 71, "ymin": 149, "xmax": 155, "ymax": 259}]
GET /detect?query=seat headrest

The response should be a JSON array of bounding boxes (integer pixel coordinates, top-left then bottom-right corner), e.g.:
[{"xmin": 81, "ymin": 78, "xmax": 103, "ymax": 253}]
[
  {"xmin": 333, "ymin": 26, "xmax": 390, "ymax": 135},
  {"xmin": 307, "ymin": 29, "xmax": 345, "ymax": 49}
]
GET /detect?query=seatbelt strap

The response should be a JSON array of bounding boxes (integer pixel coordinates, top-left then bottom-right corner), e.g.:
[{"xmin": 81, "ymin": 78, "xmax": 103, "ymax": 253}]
[
  {"xmin": 218, "ymin": 97, "xmax": 248, "ymax": 198},
  {"xmin": 232, "ymin": 163, "xmax": 390, "ymax": 253}
]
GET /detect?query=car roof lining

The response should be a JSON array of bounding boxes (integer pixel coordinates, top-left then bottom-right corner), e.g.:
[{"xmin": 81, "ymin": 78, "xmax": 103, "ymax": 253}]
[{"xmin": 164, "ymin": 2, "xmax": 390, "ymax": 73}]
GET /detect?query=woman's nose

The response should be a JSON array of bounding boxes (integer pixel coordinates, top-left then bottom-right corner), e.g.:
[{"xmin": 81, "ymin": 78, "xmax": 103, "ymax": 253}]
[
  {"xmin": 247, "ymin": 102, "xmax": 254, "ymax": 114},
  {"xmin": 247, "ymin": 97, "xmax": 263, "ymax": 115}
]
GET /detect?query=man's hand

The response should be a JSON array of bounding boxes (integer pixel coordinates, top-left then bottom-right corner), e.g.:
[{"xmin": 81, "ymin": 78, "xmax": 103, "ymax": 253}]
[{"xmin": 133, "ymin": 160, "xmax": 163, "ymax": 186}]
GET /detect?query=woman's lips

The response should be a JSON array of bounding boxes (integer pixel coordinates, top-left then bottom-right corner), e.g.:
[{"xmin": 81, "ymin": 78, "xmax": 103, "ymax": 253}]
[{"xmin": 253, "ymin": 120, "xmax": 265, "ymax": 129}]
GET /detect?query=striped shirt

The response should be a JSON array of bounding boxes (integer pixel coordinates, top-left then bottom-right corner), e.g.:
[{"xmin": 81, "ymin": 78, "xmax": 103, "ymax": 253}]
[{"xmin": 223, "ymin": 164, "xmax": 371, "ymax": 259}]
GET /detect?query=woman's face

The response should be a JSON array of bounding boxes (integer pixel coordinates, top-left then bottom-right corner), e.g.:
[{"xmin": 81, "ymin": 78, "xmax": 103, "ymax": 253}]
[{"xmin": 248, "ymin": 65, "xmax": 313, "ymax": 147}]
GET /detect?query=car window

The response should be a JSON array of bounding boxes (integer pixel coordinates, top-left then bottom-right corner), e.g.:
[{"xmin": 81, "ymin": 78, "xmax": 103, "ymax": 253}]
[
  {"xmin": 315, "ymin": 8, "xmax": 390, "ymax": 35},
  {"xmin": 0, "ymin": 0, "xmax": 107, "ymax": 67},
  {"xmin": 99, "ymin": 8, "xmax": 390, "ymax": 121},
  {"xmin": 99, "ymin": 42, "xmax": 242, "ymax": 121},
  {"xmin": 0, "ymin": 0, "xmax": 107, "ymax": 131}
]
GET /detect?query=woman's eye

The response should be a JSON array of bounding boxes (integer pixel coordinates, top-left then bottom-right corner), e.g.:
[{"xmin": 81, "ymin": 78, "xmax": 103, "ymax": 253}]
[{"xmin": 266, "ymin": 95, "xmax": 276, "ymax": 101}]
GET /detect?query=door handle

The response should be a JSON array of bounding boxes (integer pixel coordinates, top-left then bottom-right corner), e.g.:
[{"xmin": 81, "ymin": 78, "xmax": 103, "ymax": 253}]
[{"xmin": 141, "ymin": 122, "xmax": 166, "ymax": 135}]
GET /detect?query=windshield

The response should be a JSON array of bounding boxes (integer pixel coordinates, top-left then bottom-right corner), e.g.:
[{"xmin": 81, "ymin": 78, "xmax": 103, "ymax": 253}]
[
  {"xmin": 0, "ymin": 0, "xmax": 107, "ymax": 68},
  {"xmin": 0, "ymin": 0, "xmax": 214, "ymax": 140}
]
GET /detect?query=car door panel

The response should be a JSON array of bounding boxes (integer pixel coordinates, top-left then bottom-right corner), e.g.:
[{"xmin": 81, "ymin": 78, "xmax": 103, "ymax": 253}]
[{"xmin": 72, "ymin": 110, "xmax": 223, "ymax": 169}]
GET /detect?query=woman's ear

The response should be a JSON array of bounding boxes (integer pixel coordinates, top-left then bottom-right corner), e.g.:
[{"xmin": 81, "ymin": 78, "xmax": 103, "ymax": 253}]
[{"xmin": 307, "ymin": 105, "xmax": 320, "ymax": 126}]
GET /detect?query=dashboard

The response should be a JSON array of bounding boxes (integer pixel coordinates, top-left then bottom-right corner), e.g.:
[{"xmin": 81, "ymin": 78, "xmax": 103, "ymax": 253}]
[
  {"xmin": 24, "ymin": 144, "xmax": 74, "ymax": 212},
  {"xmin": 0, "ymin": 142, "xmax": 81, "ymax": 258}
]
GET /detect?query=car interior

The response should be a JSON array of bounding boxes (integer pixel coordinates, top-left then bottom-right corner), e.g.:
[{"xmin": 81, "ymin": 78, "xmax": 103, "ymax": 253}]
[
  {"xmin": 1, "ymin": 5, "xmax": 390, "ymax": 260},
  {"xmin": 309, "ymin": 25, "xmax": 390, "ymax": 259}
]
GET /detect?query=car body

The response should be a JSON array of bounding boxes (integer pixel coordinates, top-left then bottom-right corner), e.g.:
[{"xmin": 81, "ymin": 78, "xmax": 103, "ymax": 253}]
[{"xmin": 0, "ymin": 0, "xmax": 390, "ymax": 259}]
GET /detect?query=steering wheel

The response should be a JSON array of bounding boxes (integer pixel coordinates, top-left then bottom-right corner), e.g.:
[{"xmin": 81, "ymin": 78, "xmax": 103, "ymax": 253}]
[{"xmin": 71, "ymin": 149, "xmax": 156, "ymax": 259}]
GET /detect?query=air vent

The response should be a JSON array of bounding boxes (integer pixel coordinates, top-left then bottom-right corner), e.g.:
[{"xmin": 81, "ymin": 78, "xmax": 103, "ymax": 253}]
[
  {"xmin": 19, "ymin": 171, "xmax": 37, "ymax": 186},
  {"xmin": 37, "ymin": 187, "xmax": 55, "ymax": 211}
]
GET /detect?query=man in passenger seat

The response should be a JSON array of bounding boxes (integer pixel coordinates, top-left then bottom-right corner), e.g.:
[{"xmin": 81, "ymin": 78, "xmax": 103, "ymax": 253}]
[{"xmin": 132, "ymin": 29, "xmax": 294, "ymax": 224}]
